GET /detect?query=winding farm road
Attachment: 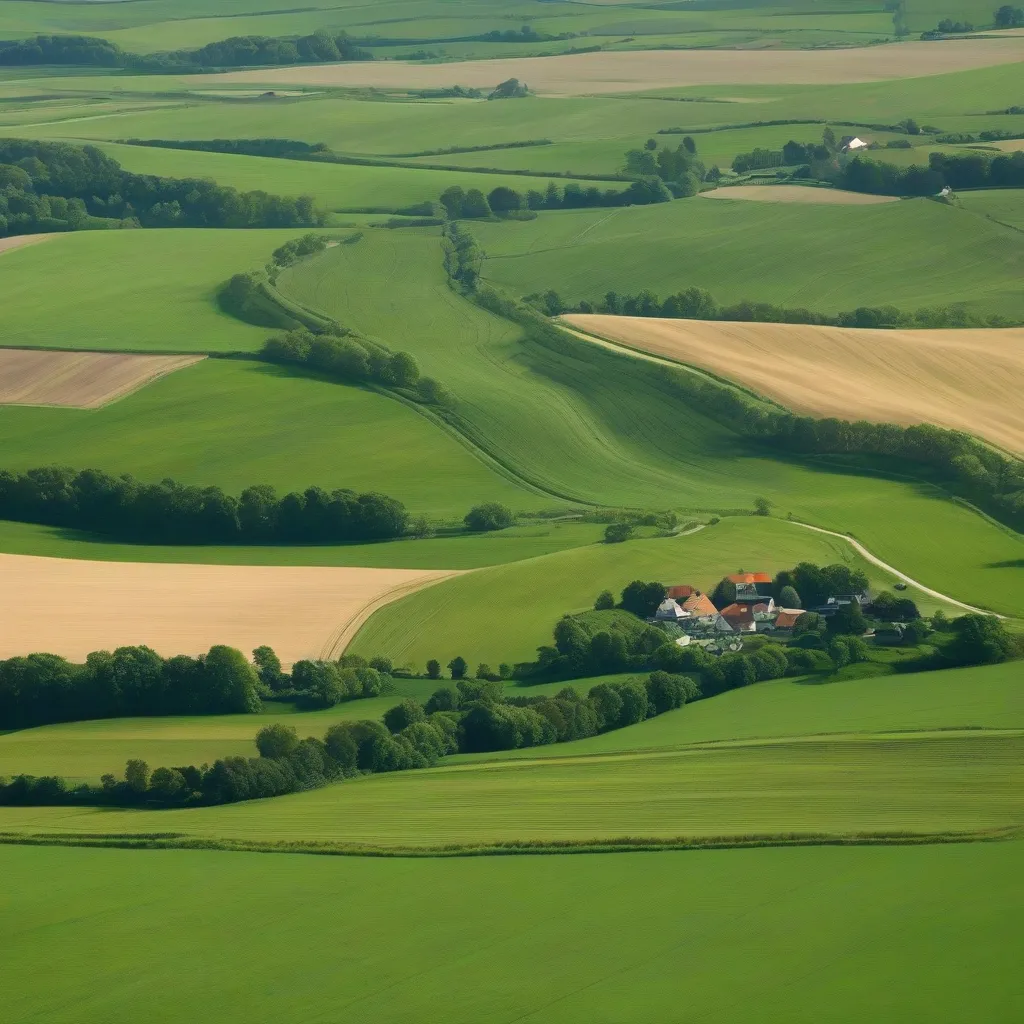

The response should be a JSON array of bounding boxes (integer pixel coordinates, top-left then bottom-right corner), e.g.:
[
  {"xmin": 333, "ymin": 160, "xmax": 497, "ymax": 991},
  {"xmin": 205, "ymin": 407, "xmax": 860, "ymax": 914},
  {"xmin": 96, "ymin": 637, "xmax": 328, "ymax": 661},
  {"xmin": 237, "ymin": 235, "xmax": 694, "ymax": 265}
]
[{"xmin": 783, "ymin": 519, "xmax": 1004, "ymax": 618}]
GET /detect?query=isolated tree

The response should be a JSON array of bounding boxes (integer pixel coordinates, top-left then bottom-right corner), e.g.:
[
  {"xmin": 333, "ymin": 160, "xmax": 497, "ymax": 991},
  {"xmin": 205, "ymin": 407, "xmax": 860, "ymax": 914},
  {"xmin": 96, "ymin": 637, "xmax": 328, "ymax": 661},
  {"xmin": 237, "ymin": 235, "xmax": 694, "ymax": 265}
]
[
  {"xmin": 255, "ymin": 723, "xmax": 299, "ymax": 760},
  {"xmin": 426, "ymin": 659, "xmax": 442, "ymax": 680},
  {"xmin": 710, "ymin": 577, "xmax": 737, "ymax": 610},
  {"xmin": 464, "ymin": 502, "xmax": 514, "ymax": 532},
  {"xmin": 594, "ymin": 589, "xmax": 615, "ymax": 611},
  {"xmin": 448, "ymin": 656, "xmax": 468, "ymax": 680},
  {"xmin": 779, "ymin": 585, "xmax": 802, "ymax": 609},
  {"xmin": 604, "ymin": 522, "xmax": 633, "ymax": 544},
  {"xmin": 682, "ymin": 135, "xmax": 697, "ymax": 155},
  {"xmin": 644, "ymin": 138, "xmax": 658, "ymax": 151},
  {"xmin": 753, "ymin": 497, "xmax": 772, "ymax": 517}
]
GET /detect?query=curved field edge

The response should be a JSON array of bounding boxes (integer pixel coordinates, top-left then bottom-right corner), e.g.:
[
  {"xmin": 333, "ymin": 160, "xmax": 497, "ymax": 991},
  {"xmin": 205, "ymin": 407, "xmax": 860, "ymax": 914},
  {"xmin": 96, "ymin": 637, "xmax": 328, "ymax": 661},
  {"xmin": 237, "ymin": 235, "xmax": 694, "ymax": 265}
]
[{"xmin": 561, "ymin": 316, "xmax": 1024, "ymax": 457}]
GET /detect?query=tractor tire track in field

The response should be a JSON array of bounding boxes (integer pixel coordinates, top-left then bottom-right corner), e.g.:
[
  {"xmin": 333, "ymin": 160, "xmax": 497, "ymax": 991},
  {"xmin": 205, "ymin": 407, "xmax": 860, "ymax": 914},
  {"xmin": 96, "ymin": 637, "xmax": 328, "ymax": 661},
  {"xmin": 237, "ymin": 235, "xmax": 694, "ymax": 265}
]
[{"xmin": 783, "ymin": 519, "xmax": 1004, "ymax": 618}]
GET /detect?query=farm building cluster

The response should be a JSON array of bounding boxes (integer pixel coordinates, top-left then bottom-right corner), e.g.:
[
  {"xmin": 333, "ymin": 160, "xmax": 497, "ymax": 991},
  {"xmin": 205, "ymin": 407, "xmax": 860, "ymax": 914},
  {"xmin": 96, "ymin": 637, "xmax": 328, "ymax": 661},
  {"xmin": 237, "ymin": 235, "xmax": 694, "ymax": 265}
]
[{"xmin": 652, "ymin": 572, "xmax": 869, "ymax": 645}]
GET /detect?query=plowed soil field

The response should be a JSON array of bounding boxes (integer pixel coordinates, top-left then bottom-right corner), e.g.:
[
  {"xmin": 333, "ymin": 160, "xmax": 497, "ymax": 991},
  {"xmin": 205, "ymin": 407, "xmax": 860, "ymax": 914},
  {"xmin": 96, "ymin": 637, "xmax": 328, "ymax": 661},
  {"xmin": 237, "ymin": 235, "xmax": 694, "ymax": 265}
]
[{"xmin": 563, "ymin": 315, "xmax": 1024, "ymax": 453}]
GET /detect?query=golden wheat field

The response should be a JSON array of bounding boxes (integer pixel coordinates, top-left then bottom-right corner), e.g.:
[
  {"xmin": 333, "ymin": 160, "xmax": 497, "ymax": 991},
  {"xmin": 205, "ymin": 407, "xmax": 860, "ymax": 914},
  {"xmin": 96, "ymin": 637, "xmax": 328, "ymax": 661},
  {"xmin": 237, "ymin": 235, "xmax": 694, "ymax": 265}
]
[
  {"xmin": 0, "ymin": 554, "xmax": 459, "ymax": 665},
  {"xmin": 563, "ymin": 315, "xmax": 1024, "ymax": 453},
  {"xmin": 0, "ymin": 349, "xmax": 204, "ymax": 408},
  {"xmin": 207, "ymin": 37, "xmax": 1024, "ymax": 94},
  {"xmin": 701, "ymin": 186, "xmax": 900, "ymax": 205}
]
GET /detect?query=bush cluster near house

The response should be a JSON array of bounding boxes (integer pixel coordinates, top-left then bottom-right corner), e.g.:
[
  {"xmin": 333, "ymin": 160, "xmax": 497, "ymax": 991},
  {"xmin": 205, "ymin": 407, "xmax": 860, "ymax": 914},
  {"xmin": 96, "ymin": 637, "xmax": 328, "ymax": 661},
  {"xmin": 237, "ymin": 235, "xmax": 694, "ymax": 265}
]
[{"xmin": 0, "ymin": 139, "xmax": 319, "ymax": 237}]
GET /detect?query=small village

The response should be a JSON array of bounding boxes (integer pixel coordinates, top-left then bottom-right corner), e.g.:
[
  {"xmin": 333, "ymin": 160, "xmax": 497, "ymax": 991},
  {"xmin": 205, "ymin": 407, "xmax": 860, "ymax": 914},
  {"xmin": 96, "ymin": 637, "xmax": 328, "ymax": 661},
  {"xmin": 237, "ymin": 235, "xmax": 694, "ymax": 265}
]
[{"xmin": 650, "ymin": 571, "xmax": 874, "ymax": 652}]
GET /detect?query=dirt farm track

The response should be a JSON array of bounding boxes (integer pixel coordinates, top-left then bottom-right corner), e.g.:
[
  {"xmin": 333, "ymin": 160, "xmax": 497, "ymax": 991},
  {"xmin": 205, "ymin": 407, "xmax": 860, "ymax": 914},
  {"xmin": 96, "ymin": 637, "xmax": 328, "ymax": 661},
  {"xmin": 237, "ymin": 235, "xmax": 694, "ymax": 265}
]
[
  {"xmin": 564, "ymin": 315, "xmax": 1024, "ymax": 455},
  {"xmin": 207, "ymin": 36, "xmax": 1024, "ymax": 94},
  {"xmin": 0, "ymin": 555, "xmax": 460, "ymax": 666}
]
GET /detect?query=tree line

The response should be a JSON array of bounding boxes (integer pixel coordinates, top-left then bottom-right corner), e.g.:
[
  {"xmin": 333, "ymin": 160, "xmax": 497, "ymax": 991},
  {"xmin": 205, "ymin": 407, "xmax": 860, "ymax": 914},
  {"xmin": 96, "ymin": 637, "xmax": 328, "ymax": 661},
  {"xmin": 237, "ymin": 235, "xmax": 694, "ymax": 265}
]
[
  {"xmin": 0, "ymin": 31, "xmax": 372, "ymax": 72},
  {"xmin": 534, "ymin": 285, "xmax": 1011, "ymax": 329},
  {"xmin": 438, "ymin": 177, "xmax": 671, "ymax": 221},
  {"xmin": 623, "ymin": 137, "xmax": 705, "ymax": 195},
  {"xmin": 0, "ymin": 138, "xmax": 318, "ymax": 238},
  {"xmin": 0, "ymin": 466, "xmax": 409, "ymax": 545},
  {"xmin": 0, "ymin": 671, "xmax": 698, "ymax": 809},
  {"xmin": 0, "ymin": 642, "xmax": 396, "ymax": 732},
  {"xmin": 835, "ymin": 151, "xmax": 1024, "ymax": 196}
]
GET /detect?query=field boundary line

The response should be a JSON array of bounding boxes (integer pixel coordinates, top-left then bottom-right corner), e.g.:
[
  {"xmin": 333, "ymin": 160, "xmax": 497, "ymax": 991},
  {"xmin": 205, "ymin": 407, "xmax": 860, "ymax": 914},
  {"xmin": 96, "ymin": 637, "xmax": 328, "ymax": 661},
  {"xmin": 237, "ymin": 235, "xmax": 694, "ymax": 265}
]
[
  {"xmin": 782, "ymin": 518, "xmax": 1004, "ymax": 617},
  {"xmin": 0, "ymin": 825, "xmax": 1018, "ymax": 860},
  {"xmin": 321, "ymin": 569, "xmax": 466, "ymax": 659}
]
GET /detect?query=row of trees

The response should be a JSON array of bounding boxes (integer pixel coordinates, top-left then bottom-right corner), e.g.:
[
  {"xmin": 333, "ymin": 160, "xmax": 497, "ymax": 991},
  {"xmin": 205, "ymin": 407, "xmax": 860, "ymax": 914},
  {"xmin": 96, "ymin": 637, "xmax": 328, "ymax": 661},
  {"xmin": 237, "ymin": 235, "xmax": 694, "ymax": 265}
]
[
  {"xmin": 438, "ymin": 177, "xmax": 671, "ymax": 221},
  {"xmin": 0, "ymin": 645, "xmax": 262, "ymax": 730},
  {"xmin": 533, "ymin": 285, "xmax": 1008, "ymax": 329},
  {"xmin": 836, "ymin": 151, "xmax": 1024, "ymax": 196},
  {"xmin": 0, "ymin": 671, "xmax": 698, "ymax": 809},
  {"xmin": 260, "ymin": 328, "xmax": 452, "ymax": 405},
  {"xmin": 0, "ymin": 139, "xmax": 319, "ymax": 237},
  {"xmin": 0, "ymin": 466, "xmax": 409, "ymax": 545},
  {"xmin": 0, "ymin": 31, "xmax": 373, "ymax": 72}
]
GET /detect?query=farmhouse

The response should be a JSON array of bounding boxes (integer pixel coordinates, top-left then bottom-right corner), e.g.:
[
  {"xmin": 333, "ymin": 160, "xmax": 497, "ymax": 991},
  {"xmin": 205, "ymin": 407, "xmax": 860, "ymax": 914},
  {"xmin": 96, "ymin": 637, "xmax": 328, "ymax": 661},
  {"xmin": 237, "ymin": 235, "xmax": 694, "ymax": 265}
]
[
  {"xmin": 719, "ymin": 602, "xmax": 757, "ymax": 634},
  {"xmin": 728, "ymin": 571, "xmax": 773, "ymax": 604},
  {"xmin": 841, "ymin": 136, "xmax": 868, "ymax": 151},
  {"xmin": 655, "ymin": 598, "xmax": 688, "ymax": 622},
  {"xmin": 770, "ymin": 608, "xmax": 806, "ymax": 633}
]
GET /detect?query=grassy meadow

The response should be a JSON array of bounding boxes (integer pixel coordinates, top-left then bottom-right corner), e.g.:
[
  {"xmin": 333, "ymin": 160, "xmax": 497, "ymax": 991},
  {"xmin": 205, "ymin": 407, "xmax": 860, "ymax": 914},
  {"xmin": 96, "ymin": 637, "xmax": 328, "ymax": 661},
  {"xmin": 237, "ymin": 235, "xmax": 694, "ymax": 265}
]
[
  {"xmin": 473, "ymin": 197, "xmax": 1024, "ymax": 320},
  {"xmin": 349, "ymin": 516, "xmax": 943, "ymax": 670},
  {"xmin": 3, "ymin": 841, "xmax": 1020, "ymax": 1023}
]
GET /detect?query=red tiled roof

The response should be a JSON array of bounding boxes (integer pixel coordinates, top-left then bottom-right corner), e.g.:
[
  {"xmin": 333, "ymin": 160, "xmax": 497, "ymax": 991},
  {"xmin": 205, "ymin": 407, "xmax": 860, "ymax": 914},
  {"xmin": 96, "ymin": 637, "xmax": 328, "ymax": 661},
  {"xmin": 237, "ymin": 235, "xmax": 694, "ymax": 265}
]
[
  {"xmin": 727, "ymin": 572, "xmax": 771, "ymax": 584},
  {"xmin": 720, "ymin": 602, "xmax": 754, "ymax": 623},
  {"xmin": 666, "ymin": 585, "xmax": 696, "ymax": 600},
  {"xmin": 774, "ymin": 610, "xmax": 804, "ymax": 629},
  {"xmin": 681, "ymin": 593, "xmax": 718, "ymax": 617}
]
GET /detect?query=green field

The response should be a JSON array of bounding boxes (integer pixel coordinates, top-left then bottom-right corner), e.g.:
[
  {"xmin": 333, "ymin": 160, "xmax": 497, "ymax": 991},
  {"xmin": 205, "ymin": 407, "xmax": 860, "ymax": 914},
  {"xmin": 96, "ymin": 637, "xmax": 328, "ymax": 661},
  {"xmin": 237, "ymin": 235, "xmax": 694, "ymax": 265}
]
[
  {"xmin": 473, "ymin": 197, "xmax": 1024, "ymax": 319},
  {"xmin": 3, "ymin": 841, "xmax": 1020, "ymax": 1023},
  {"xmin": 0, "ymin": 228, "xmax": 292, "ymax": 353},
  {"xmin": 0, "ymin": 358, "xmax": 540, "ymax": 517},
  {"xmin": 960, "ymin": 187, "xmax": 1024, "ymax": 230},
  {"xmin": 350, "ymin": 516, "xmax": 949, "ymax": 670}
]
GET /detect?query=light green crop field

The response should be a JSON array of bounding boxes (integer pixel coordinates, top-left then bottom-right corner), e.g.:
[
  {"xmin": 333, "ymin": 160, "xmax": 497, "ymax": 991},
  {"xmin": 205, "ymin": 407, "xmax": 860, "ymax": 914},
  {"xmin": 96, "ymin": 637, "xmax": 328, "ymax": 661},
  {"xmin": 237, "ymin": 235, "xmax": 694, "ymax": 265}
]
[
  {"xmin": 0, "ymin": 358, "xmax": 541, "ymax": 517},
  {"xmin": 0, "ymin": 228, "xmax": 298, "ymax": 353},
  {"xmin": 458, "ymin": 660, "xmax": 1024, "ymax": 763},
  {"xmin": 473, "ymin": 198, "xmax": 1024, "ymax": 319},
  {"xmin": 3, "ymin": 841, "xmax": 1020, "ymax": 1023},
  {"xmin": 350, "ymin": 516, "xmax": 931, "ymax": 670},
  {"xmin": 73, "ymin": 140, "xmax": 609, "ymax": 214},
  {"xmin": 0, "ymin": 519, "xmax": 605, "ymax": 569},
  {"xmin": 960, "ymin": 187, "xmax": 1024, "ymax": 230},
  {"xmin": 2, "ymin": 730, "xmax": 1021, "ymax": 843}
]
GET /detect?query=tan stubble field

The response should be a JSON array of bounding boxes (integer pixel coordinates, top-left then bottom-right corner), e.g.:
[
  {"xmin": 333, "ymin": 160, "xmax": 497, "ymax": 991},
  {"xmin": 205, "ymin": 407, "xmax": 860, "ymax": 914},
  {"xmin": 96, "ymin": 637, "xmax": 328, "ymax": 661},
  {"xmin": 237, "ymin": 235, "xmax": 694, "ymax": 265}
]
[
  {"xmin": 0, "ymin": 349, "xmax": 206, "ymax": 409},
  {"xmin": 0, "ymin": 554, "xmax": 461, "ymax": 666},
  {"xmin": 204, "ymin": 37, "xmax": 1024, "ymax": 94},
  {"xmin": 563, "ymin": 315, "xmax": 1024, "ymax": 454}
]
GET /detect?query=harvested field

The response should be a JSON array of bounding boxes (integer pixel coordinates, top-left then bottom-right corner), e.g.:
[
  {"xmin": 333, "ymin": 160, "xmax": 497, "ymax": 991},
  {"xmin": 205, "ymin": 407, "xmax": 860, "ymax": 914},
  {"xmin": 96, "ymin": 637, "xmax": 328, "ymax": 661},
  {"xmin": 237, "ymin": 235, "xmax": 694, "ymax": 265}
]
[
  {"xmin": 991, "ymin": 138, "xmax": 1024, "ymax": 152},
  {"xmin": 204, "ymin": 38, "xmax": 1024, "ymax": 95},
  {"xmin": 0, "ymin": 349, "xmax": 204, "ymax": 409},
  {"xmin": 563, "ymin": 315, "xmax": 1024, "ymax": 454},
  {"xmin": 701, "ymin": 186, "xmax": 899, "ymax": 205},
  {"xmin": 0, "ymin": 233, "xmax": 49, "ymax": 256},
  {"xmin": 0, "ymin": 554, "xmax": 459, "ymax": 665}
]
